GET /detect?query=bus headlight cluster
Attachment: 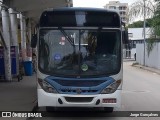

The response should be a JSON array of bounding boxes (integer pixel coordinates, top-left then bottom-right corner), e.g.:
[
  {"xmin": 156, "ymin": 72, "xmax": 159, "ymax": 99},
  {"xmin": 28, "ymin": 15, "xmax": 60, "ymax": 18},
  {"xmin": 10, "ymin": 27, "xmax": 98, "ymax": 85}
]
[
  {"xmin": 101, "ymin": 80, "xmax": 121, "ymax": 94},
  {"xmin": 38, "ymin": 78, "xmax": 58, "ymax": 93}
]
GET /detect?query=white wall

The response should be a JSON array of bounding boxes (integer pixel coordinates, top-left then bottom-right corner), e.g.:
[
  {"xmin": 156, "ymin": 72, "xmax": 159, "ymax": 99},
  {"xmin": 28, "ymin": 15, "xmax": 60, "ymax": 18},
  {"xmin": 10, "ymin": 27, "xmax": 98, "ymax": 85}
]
[
  {"xmin": 131, "ymin": 48, "xmax": 136, "ymax": 59},
  {"xmin": 136, "ymin": 43, "xmax": 160, "ymax": 69},
  {"xmin": 136, "ymin": 44, "xmax": 144, "ymax": 65},
  {"xmin": 128, "ymin": 28, "xmax": 151, "ymax": 40}
]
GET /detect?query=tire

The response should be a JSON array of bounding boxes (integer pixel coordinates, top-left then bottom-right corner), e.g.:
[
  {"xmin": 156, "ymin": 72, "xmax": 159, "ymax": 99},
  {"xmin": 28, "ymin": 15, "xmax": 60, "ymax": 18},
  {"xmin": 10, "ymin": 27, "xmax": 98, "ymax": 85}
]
[
  {"xmin": 46, "ymin": 107, "xmax": 56, "ymax": 112},
  {"xmin": 104, "ymin": 107, "xmax": 114, "ymax": 113}
]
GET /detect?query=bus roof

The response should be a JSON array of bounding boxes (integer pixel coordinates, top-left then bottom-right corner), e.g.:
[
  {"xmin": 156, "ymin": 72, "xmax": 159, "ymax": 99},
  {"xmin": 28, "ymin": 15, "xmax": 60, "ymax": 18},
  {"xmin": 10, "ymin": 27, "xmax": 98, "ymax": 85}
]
[
  {"xmin": 44, "ymin": 7, "xmax": 119, "ymax": 13},
  {"xmin": 39, "ymin": 7, "xmax": 121, "ymax": 27}
]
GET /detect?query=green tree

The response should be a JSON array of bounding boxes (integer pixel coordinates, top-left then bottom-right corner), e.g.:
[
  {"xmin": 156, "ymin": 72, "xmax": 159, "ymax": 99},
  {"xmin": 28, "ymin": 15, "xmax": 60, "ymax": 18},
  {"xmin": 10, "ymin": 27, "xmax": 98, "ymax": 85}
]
[
  {"xmin": 129, "ymin": 0, "xmax": 155, "ymax": 22},
  {"xmin": 128, "ymin": 21, "xmax": 144, "ymax": 28},
  {"xmin": 128, "ymin": 19, "xmax": 152, "ymax": 28},
  {"xmin": 152, "ymin": 0, "xmax": 160, "ymax": 36},
  {"xmin": 128, "ymin": 0, "xmax": 157, "ymax": 56},
  {"xmin": 129, "ymin": 0, "xmax": 160, "ymax": 37}
]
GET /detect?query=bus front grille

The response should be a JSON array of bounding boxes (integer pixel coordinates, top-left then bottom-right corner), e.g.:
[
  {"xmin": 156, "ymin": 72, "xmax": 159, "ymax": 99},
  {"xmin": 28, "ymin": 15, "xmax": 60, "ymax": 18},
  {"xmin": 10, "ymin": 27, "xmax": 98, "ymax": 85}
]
[
  {"xmin": 60, "ymin": 89, "xmax": 98, "ymax": 94},
  {"xmin": 64, "ymin": 97, "xmax": 93, "ymax": 103},
  {"xmin": 54, "ymin": 79, "xmax": 106, "ymax": 87}
]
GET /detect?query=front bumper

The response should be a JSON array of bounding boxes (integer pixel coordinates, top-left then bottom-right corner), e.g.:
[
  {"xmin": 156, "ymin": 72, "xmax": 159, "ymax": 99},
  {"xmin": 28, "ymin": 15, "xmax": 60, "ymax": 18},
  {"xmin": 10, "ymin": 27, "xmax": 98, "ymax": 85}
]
[{"xmin": 38, "ymin": 89, "xmax": 121, "ymax": 108}]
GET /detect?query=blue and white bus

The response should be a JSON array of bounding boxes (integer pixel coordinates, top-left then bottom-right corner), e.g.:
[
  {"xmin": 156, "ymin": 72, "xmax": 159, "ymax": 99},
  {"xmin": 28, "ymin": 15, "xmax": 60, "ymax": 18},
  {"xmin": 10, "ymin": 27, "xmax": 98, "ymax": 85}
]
[{"xmin": 32, "ymin": 7, "xmax": 128, "ymax": 112}]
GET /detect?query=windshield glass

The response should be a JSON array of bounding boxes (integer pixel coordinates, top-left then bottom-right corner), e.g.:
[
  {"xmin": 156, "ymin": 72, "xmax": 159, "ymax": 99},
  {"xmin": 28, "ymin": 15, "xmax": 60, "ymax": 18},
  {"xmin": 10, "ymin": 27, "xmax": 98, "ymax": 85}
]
[{"xmin": 39, "ymin": 29, "xmax": 121, "ymax": 77}]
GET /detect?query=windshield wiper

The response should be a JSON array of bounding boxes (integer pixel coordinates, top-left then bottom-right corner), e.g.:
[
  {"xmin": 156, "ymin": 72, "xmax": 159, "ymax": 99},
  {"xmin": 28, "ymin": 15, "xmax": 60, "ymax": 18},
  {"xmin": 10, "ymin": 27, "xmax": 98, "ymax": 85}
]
[{"xmin": 58, "ymin": 27, "xmax": 74, "ymax": 46}]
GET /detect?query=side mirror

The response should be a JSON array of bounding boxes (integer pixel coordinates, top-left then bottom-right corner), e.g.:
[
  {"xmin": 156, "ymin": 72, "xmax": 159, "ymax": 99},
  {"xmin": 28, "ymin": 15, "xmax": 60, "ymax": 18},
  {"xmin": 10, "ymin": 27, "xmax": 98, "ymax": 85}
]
[
  {"xmin": 31, "ymin": 34, "xmax": 37, "ymax": 48},
  {"xmin": 122, "ymin": 30, "xmax": 129, "ymax": 44}
]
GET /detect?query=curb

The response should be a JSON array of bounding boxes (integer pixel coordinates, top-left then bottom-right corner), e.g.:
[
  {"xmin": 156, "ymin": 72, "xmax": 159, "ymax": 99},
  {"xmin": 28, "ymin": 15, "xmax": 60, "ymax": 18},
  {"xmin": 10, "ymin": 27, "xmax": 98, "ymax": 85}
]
[{"xmin": 132, "ymin": 63, "xmax": 160, "ymax": 75}]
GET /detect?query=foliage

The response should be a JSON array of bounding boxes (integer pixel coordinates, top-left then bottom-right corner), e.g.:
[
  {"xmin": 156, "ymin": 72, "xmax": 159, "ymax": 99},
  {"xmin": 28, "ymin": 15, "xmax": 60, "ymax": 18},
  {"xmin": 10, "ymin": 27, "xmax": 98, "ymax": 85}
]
[
  {"xmin": 151, "ymin": 0, "xmax": 160, "ymax": 36},
  {"xmin": 146, "ymin": 37, "xmax": 156, "ymax": 56},
  {"xmin": 151, "ymin": 17, "xmax": 160, "ymax": 36},
  {"xmin": 128, "ymin": 0, "xmax": 159, "ymax": 56},
  {"xmin": 128, "ymin": 0, "xmax": 155, "ymax": 22},
  {"xmin": 128, "ymin": 19, "xmax": 152, "ymax": 28}
]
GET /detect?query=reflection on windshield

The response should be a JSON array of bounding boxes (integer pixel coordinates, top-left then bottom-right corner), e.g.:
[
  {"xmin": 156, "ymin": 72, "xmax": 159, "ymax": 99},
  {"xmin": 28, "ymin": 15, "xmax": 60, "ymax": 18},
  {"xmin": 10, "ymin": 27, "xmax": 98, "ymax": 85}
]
[{"xmin": 39, "ymin": 29, "xmax": 121, "ymax": 77}]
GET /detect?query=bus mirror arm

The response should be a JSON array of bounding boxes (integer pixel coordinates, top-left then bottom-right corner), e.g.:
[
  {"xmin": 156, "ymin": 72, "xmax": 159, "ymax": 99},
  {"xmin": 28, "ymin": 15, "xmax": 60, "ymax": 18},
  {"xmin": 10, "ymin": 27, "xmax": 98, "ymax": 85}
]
[
  {"xmin": 58, "ymin": 27, "xmax": 75, "ymax": 46},
  {"xmin": 31, "ymin": 34, "xmax": 37, "ymax": 48}
]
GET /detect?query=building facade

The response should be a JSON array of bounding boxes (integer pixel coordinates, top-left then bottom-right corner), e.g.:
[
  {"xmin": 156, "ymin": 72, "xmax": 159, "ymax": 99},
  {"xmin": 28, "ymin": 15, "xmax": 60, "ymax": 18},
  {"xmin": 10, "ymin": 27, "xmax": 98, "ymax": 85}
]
[
  {"xmin": 125, "ymin": 28, "xmax": 151, "ymax": 59},
  {"xmin": 104, "ymin": 1, "xmax": 128, "ymax": 23}
]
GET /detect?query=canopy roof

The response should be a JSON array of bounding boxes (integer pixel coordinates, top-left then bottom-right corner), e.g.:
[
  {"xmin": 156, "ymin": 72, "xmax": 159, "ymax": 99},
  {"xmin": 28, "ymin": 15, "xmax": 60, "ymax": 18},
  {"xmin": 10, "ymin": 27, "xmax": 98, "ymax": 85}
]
[{"xmin": 3, "ymin": 0, "xmax": 72, "ymax": 22}]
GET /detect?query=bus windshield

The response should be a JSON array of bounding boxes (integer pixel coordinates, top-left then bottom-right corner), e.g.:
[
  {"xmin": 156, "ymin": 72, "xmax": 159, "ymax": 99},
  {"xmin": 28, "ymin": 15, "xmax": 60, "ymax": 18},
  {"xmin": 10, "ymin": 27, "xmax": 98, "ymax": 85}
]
[{"xmin": 39, "ymin": 28, "xmax": 121, "ymax": 77}]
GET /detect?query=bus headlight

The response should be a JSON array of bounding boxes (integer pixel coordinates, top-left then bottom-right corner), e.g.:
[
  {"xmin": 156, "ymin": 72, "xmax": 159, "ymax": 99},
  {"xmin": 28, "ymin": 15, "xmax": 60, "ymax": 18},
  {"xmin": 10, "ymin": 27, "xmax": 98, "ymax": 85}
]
[
  {"xmin": 38, "ymin": 78, "xmax": 58, "ymax": 93},
  {"xmin": 101, "ymin": 80, "xmax": 121, "ymax": 94}
]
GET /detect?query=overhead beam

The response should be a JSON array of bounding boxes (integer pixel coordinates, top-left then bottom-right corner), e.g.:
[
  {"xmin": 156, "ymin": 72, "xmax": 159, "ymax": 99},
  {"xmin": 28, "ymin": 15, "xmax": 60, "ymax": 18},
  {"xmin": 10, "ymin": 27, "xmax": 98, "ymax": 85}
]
[
  {"xmin": 3, "ymin": 0, "xmax": 71, "ymax": 22},
  {"xmin": 3, "ymin": 0, "xmax": 67, "ymax": 12}
]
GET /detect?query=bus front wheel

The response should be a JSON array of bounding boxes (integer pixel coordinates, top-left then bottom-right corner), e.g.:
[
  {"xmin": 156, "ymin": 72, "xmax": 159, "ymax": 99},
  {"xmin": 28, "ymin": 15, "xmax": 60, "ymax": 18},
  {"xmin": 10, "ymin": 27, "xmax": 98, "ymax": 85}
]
[
  {"xmin": 46, "ymin": 107, "xmax": 56, "ymax": 112},
  {"xmin": 104, "ymin": 107, "xmax": 114, "ymax": 112}
]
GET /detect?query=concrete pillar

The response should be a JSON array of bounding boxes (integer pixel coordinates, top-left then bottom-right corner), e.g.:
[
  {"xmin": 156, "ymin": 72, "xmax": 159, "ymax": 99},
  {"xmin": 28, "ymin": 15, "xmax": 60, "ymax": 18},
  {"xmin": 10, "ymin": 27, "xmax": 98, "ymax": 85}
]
[
  {"xmin": 9, "ymin": 8, "xmax": 19, "ymax": 76},
  {"xmin": 28, "ymin": 19, "xmax": 32, "ymax": 57},
  {"xmin": 9, "ymin": 8, "xmax": 18, "ymax": 46},
  {"xmin": 31, "ymin": 23, "xmax": 37, "ymax": 57},
  {"xmin": 28, "ymin": 19, "xmax": 32, "ymax": 43},
  {"xmin": 20, "ymin": 13, "xmax": 27, "ymax": 61},
  {"xmin": 1, "ymin": 8, "xmax": 12, "ymax": 81}
]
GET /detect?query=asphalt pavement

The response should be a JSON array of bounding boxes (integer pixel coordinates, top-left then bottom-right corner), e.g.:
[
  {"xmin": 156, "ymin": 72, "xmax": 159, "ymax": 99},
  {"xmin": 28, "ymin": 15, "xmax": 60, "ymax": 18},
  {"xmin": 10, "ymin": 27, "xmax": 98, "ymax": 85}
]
[{"xmin": 0, "ymin": 74, "xmax": 37, "ymax": 111}]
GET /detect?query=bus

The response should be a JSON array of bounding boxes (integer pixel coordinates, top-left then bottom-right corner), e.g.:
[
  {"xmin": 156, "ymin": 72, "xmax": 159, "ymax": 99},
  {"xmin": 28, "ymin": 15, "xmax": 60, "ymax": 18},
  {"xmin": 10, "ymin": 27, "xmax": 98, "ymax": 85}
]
[{"xmin": 32, "ymin": 7, "xmax": 128, "ymax": 112}]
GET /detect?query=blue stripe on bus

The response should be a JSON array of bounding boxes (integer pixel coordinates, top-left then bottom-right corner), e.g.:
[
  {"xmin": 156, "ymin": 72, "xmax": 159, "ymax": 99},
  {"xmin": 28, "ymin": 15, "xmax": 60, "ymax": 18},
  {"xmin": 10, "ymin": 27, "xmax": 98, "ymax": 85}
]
[{"xmin": 45, "ymin": 76, "xmax": 115, "ymax": 95}]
